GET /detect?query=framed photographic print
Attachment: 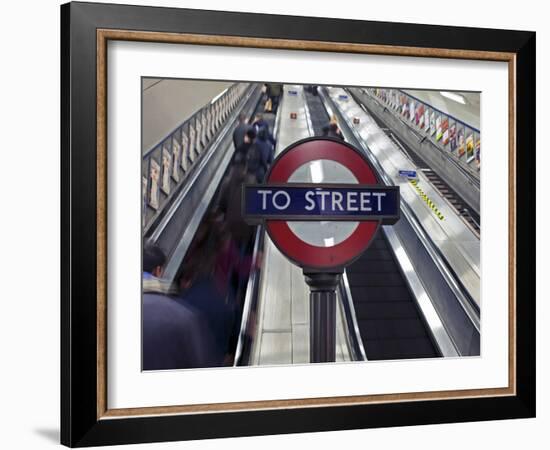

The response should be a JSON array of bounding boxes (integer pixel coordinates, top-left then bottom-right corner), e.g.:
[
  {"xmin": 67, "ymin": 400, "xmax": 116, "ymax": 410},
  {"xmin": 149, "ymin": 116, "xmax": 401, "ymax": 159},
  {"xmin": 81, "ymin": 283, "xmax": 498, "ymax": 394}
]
[{"xmin": 61, "ymin": 1, "xmax": 535, "ymax": 447}]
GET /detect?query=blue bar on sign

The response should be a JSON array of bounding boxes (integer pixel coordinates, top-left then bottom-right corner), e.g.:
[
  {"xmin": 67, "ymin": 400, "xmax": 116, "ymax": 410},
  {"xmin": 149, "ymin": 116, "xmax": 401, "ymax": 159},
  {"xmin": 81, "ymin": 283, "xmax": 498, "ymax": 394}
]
[{"xmin": 243, "ymin": 184, "xmax": 400, "ymax": 224}]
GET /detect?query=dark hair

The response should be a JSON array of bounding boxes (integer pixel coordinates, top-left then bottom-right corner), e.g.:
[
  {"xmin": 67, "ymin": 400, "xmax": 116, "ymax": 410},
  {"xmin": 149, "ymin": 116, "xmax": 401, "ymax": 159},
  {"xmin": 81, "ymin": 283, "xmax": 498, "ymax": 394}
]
[
  {"xmin": 238, "ymin": 113, "xmax": 247, "ymax": 122},
  {"xmin": 143, "ymin": 243, "xmax": 166, "ymax": 273}
]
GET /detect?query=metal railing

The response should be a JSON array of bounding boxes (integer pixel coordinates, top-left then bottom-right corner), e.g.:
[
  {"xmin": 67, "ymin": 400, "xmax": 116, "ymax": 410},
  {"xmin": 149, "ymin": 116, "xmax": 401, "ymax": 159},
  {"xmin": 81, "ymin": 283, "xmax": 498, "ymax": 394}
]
[{"xmin": 142, "ymin": 83, "xmax": 250, "ymax": 233}]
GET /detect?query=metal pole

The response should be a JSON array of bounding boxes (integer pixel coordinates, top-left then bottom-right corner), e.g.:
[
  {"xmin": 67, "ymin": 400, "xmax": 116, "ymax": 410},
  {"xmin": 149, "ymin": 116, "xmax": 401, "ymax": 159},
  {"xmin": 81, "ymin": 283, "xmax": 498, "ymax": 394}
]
[{"xmin": 304, "ymin": 271, "xmax": 342, "ymax": 363}]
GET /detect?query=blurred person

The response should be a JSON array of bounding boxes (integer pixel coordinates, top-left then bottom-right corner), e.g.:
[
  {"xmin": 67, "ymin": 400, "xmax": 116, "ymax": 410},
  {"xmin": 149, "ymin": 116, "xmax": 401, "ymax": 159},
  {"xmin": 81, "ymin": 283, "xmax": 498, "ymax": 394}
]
[
  {"xmin": 219, "ymin": 160, "xmax": 252, "ymax": 241},
  {"xmin": 322, "ymin": 115, "xmax": 344, "ymax": 141},
  {"xmin": 266, "ymin": 83, "xmax": 282, "ymax": 114},
  {"xmin": 232, "ymin": 113, "xmax": 249, "ymax": 149},
  {"xmin": 142, "ymin": 243, "xmax": 217, "ymax": 370},
  {"xmin": 252, "ymin": 114, "xmax": 276, "ymax": 147},
  {"xmin": 233, "ymin": 126, "xmax": 257, "ymax": 165},
  {"xmin": 177, "ymin": 216, "xmax": 239, "ymax": 365},
  {"xmin": 248, "ymin": 126, "xmax": 273, "ymax": 183}
]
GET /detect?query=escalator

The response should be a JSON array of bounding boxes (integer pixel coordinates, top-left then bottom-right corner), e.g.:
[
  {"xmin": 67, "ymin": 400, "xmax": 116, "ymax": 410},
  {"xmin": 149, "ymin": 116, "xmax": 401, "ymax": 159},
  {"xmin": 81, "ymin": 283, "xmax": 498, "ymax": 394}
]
[
  {"xmin": 346, "ymin": 233, "xmax": 440, "ymax": 360},
  {"xmin": 304, "ymin": 86, "xmax": 330, "ymax": 134},
  {"xmin": 148, "ymin": 86, "xmax": 277, "ymax": 366},
  {"xmin": 304, "ymin": 86, "xmax": 442, "ymax": 361},
  {"xmin": 349, "ymin": 88, "xmax": 480, "ymax": 235}
]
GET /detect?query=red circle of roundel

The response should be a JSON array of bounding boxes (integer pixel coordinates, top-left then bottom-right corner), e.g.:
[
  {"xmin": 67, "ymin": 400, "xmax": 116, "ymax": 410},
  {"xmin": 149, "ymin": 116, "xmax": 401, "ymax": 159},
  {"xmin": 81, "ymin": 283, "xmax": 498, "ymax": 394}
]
[{"xmin": 266, "ymin": 138, "xmax": 380, "ymax": 269}]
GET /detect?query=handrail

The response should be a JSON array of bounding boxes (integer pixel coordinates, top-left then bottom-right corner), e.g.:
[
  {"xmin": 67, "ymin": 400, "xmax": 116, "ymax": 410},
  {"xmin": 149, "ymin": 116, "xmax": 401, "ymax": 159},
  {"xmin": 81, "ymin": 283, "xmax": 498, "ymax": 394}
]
[
  {"xmin": 142, "ymin": 83, "xmax": 250, "ymax": 233},
  {"xmin": 320, "ymin": 87, "xmax": 480, "ymax": 334},
  {"xmin": 338, "ymin": 271, "xmax": 368, "ymax": 361},
  {"xmin": 160, "ymin": 84, "xmax": 263, "ymax": 283},
  {"xmin": 233, "ymin": 226, "xmax": 265, "ymax": 366}
]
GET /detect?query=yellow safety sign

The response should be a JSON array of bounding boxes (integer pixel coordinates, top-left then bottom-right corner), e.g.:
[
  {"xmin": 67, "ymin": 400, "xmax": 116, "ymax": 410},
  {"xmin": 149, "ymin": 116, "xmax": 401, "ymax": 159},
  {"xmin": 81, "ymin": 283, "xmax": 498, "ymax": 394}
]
[{"xmin": 409, "ymin": 179, "xmax": 445, "ymax": 221}]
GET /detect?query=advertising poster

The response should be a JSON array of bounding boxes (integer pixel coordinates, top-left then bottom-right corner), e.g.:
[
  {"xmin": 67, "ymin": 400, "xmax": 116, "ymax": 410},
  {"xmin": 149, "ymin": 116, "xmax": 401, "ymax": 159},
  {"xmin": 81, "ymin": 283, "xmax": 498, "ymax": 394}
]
[
  {"xmin": 180, "ymin": 131, "xmax": 189, "ymax": 171},
  {"xmin": 204, "ymin": 110, "xmax": 210, "ymax": 140},
  {"xmin": 449, "ymin": 122, "xmax": 457, "ymax": 151},
  {"xmin": 161, "ymin": 147, "xmax": 172, "ymax": 195},
  {"xmin": 466, "ymin": 133, "xmax": 475, "ymax": 160},
  {"xmin": 208, "ymin": 108, "xmax": 215, "ymax": 138},
  {"xmin": 457, "ymin": 127, "xmax": 466, "ymax": 157},
  {"xmin": 424, "ymin": 109, "xmax": 430, "ymax": 132},
  {"xmin": 475, "ymin": 137, "xmax": 481, "ymax": 169},
  {"xmin": 441, "ymin": 118, "xmax": 450, "ymax": 145},
  {"xmin": 148, "ymin": 159, "xmax": 160, "ymax": 210},
  {"xmin": 435, "ymin": 115, "xmax": 442, "ymax": 141},
  {"xmin": 409, "ymin": 100, "xmax": 415, "ymax": 122},
  {"xmin": 195, "ymin": 117, "xmax": 202, "ymax": 154},
  {"xmin": 188, "ymin": 124, "xmax": 196, "ymax": 162},
  {"xmin": 416, "ymin": 104, "xmax": 425, "ymax": 127},
  {"xmin": 215, "ymin": 101, "xmax": 221, "ymax": 128},
  {"xmin": 201, "ymin": 111, "xmax": 209, "ymax": 142},
  {"xmin": 142, "ymin": 176, "xmax": 148, "ymax": 226},
  {"xmin": 172, "ymin": 138, "xmax": 181, "ymax": 182},
  {"xmin": 430, "ymin": 111, "xmax": 436, "ymax": 136}
]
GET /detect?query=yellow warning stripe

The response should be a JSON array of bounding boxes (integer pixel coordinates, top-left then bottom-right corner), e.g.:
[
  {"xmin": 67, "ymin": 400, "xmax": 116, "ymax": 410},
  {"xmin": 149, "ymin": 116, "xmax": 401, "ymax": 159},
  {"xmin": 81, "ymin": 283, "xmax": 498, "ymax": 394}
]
[{"xmin": 409, "ymin": 179, "xmax": 445, "ymax": 220}]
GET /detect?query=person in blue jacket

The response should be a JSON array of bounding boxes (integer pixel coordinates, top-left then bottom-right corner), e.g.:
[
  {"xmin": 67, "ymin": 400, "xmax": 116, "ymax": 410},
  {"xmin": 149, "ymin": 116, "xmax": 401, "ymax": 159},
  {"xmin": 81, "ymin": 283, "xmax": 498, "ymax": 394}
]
[
  {"xmin": 142, "ymin": 243, "xmax": 219, "ymax": 370},
  {"xmin": 248, "ymin": 126, "xmax": 274, "ymax": 183}
]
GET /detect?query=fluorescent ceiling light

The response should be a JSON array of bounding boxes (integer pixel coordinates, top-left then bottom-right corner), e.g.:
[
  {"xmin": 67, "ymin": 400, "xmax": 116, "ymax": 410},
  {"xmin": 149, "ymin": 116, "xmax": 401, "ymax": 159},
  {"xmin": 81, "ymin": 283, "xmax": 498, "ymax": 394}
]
[
  {"xmin": 440, "ymin": 91, "xmax": 466, "ymax": 104},
  {"xmin": 210, "ymin": 88, "xmax": 228, "ymax": 104}
]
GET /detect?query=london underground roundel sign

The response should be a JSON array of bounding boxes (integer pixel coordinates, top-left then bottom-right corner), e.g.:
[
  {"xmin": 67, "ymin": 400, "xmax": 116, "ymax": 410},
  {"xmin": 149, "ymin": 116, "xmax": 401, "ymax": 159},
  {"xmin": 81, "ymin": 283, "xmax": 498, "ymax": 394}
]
[{"xmin": 243, "ymin": 138, "xmax": 400, "ymax": 269}]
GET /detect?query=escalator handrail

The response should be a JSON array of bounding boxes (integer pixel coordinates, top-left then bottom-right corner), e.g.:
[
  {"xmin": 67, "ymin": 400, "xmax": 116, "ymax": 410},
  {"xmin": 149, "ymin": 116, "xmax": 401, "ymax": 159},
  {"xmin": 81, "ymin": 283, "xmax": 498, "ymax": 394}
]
[
  {"xmin": 144, "ymin": 83, "xmax": 254, "ymax": 236},
  {"xmin": 233, "ymin": 226, "xmax": 265, "ymax": 366},
  {"xmin": 159, "ymin": 85, "xmax": 263, "ymax": 282},
  {"xmin": 338, "ymin": 271, "xmax": 368, "ymax": 361}
]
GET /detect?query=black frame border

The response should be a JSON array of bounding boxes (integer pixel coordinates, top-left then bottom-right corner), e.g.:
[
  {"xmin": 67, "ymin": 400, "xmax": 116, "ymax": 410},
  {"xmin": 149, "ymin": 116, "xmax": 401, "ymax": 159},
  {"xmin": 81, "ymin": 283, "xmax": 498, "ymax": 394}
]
[{"xmin": 61, "ymin": 1, "xmax": 535, "ymax": 447}]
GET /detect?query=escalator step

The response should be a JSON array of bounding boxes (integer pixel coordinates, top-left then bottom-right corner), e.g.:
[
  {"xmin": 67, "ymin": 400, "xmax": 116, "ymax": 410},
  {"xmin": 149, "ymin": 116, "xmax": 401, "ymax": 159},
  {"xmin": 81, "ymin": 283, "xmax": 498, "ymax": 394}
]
[
  {"xmin": 364, "ymin": 338, "xmax": 437, "ymax": 360},
  {"xmin": 348, "ymin": 259, "xmax": 403, "ymax": 273},
  {"xmin": 358, "ymin": 318, "xmax": 430, "ymax": 340},
  {"xmin": 354, "ymin": 301, "xmax": 420, "ymax": 320},
  {"xmin": 351, "ymin": 286, "xmax": 412, "ymax": 303},
  {"xmin": 347, "ymin": 272, "xmax": 407, "ymax": 287}
]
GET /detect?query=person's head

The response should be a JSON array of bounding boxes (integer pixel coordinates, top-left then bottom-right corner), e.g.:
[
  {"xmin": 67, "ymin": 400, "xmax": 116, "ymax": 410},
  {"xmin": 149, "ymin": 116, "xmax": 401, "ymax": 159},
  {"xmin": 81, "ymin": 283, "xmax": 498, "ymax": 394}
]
[
  {"xmin": 143, "ymin": 243, "xmax": 166, "ymax": 277},
  {"xmin": 254, "ymin": 113, "xmax": 263, "ymax": 123},
  {"xmin": 329, "ymin": 122, "xmax": 339, "ymax": 133},
  {"xmin": 244, "ymin": 126, "xmax": 257, "ymax": 144},
  {"xmin": 238, "ymin": 113, "xmax": 247, "ymax": 124}
]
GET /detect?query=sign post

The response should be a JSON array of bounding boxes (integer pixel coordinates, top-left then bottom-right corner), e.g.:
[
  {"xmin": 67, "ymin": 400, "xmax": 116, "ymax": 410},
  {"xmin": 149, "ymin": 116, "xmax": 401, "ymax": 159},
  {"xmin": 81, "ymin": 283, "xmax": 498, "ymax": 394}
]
[
  {"xmin": 243, "ymin": 138, "xmax": 400, "ymax": 363},
  {"xmin": 304, "ymin": 271, "xmax": 340, "ymax": 363}
]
